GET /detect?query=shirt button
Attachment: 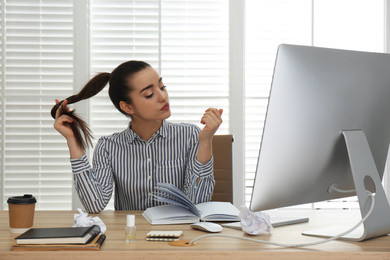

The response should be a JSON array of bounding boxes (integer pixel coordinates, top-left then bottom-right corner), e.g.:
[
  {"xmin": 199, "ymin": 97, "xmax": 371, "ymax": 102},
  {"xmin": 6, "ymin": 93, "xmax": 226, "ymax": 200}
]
[{"xmin": 148, "ymin": 176, "xmax": 152, "ymax": 181}]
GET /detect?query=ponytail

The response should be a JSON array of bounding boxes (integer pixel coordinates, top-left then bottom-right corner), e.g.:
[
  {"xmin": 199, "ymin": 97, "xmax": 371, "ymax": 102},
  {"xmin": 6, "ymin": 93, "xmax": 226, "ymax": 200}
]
[
  {"xmin": 51, "ymin": 72, "xmax": 111, "ymax": 151},
  {"xmin": 51, "ymin": 60, "xmax": 151, "ymax": 152}
]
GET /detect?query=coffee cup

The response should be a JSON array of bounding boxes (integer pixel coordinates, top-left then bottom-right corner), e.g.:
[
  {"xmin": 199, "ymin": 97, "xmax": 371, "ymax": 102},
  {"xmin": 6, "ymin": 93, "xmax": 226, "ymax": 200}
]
[{"xmin": 7, "ymin": 194, "xmax": 37, "ymax": 233}]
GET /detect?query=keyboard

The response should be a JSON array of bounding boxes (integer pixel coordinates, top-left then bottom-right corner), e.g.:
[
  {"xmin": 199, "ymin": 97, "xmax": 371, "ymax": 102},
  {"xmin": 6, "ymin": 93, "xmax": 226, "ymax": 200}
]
[{"xmin": 222, "ymin": 215, "xmax": 309, "ymax": 230}]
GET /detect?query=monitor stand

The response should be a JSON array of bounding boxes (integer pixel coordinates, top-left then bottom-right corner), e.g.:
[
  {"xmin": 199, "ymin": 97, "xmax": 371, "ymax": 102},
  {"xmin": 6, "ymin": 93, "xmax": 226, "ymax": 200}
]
[{"xmin": 302, "ymin": 130, "xmax": 390, "ymax": 241}]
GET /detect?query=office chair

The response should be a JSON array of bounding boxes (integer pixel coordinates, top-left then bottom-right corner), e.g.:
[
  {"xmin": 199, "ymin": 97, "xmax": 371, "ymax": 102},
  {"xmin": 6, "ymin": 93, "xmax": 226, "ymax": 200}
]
[{"xmin": 211, "ymin": 134, "xmax": 234, "ymax": 203}]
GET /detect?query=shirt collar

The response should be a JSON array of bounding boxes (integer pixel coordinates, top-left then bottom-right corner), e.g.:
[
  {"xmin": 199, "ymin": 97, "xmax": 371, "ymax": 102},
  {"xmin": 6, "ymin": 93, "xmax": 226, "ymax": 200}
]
[{"xmin": 126, "ymin": 120, "xmax": 168, "ymax": 143}]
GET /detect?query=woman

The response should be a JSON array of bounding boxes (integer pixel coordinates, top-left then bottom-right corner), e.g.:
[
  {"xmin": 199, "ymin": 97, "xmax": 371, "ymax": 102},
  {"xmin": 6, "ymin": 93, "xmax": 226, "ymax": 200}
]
[{"xmin": 51, "ymin": 61, "xmax": 223, "ymax": 213}]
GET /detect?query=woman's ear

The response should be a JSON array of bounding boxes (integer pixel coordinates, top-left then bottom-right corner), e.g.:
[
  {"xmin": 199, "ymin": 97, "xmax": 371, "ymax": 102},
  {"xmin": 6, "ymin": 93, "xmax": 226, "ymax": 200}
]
[{"xmin": 119, "ymin": 101, "xmax": 134, "ymax": 115}]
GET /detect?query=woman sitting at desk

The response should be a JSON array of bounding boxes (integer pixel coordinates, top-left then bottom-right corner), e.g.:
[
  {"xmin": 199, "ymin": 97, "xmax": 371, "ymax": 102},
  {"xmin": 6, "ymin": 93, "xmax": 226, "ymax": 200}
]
[{"xmin": 51, "ymin": 61, "xmax": 223, "ymax": 213}]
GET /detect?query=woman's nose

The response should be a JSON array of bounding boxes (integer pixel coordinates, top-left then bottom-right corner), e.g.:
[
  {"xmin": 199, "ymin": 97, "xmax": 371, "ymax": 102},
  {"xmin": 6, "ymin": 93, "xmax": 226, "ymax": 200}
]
[{"xmin": 157, "ymin": 89, "xmax": 168, "ymax": 102}]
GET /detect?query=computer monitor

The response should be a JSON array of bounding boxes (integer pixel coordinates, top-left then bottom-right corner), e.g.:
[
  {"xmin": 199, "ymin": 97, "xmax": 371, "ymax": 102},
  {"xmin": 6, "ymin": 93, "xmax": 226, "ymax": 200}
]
[{"xmin": 250, "ymin": 44, "xmax": 390, "ymax": 241}]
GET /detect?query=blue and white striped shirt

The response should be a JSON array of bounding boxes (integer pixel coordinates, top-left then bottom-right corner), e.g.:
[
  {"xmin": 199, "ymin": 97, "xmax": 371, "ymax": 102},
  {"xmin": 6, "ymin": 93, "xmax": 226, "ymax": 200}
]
[{"xmin": 70, "ymin": 120, "xmax": 215, "ymax": 213}]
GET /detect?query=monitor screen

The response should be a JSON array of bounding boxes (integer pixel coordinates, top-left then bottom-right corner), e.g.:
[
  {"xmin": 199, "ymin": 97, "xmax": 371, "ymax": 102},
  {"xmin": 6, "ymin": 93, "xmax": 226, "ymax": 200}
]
[{"xmin": 249, "ymin": 44, "xmax": 390, "ymax": 241}]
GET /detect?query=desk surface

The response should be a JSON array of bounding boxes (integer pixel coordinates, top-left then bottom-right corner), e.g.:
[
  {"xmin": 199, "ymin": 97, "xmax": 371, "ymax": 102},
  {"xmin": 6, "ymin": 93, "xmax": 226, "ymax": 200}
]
[{"xmin": 0, "ymin": 209, "xmax": 389, "ymax": 259}]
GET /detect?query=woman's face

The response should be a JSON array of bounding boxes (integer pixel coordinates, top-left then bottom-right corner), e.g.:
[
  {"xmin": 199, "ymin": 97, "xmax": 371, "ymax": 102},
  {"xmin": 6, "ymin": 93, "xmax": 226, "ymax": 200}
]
[{"xmin": 125, "ymin": 66, "xmax": 171, "ymax": 122}]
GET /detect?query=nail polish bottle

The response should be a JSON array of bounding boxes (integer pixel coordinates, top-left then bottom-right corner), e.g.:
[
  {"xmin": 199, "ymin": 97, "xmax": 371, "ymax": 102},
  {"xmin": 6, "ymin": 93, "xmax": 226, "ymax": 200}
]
[{"xmin": 125, "ymin": 214, "xmax": 136, "ymax": 243}]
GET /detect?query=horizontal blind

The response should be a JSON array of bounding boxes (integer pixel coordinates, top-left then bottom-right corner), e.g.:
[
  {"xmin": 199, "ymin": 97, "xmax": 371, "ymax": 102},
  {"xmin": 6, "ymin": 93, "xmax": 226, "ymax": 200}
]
[
  {"xmin": 245, "ymin": 0, "xmax": 385, "ymax": 209},
  {"xmin": 310, "ymin": 0, "xmax": 384, "ymax": 210},
  {"xmin": 90, "ymin": 0, "xmax": 160, "ymax": 139},
  {"xmin": 90, "ymin": 0, "xmax": 159, "ymax": 210},
  {"xmin": 1, "ymin": 0, "xmax": 74, "ymax": 209},
  {"xmin": 313, "ymin": 0, "xmax": 384, "ymax": 52},
  {"xmin": 160, "ymin": 0, "xmax": 229, "ymax": 131},
  {"xmin": 90, "ymin": 0, "xmax": 229, "ymax": 138},
  {"xmin": 90, "ymin": 0, "xmax": 229, "ymax": 210},
  {"xmin": 244, "ymin": 0, "xmax": 312, "ymax": 205}
]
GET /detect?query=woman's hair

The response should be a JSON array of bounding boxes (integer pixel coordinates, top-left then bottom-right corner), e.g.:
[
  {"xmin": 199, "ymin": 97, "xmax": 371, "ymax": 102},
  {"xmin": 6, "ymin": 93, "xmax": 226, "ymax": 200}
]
[{"xmin": 51, "ymin": 60, "xmax": 151, "ymax": 151}]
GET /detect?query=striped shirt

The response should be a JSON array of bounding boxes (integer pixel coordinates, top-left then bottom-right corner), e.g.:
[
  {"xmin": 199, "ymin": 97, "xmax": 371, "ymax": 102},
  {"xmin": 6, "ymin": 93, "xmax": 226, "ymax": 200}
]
[{"xmin": 70, "ymin": 120, "xmax": 215, "ymax": 213}]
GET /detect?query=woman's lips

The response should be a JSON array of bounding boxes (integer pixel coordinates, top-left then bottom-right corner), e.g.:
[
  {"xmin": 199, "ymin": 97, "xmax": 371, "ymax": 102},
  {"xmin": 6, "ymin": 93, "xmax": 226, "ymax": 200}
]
[{"xmin": 161, "ymin": 103, "xmax": 170, "ymax": 111}]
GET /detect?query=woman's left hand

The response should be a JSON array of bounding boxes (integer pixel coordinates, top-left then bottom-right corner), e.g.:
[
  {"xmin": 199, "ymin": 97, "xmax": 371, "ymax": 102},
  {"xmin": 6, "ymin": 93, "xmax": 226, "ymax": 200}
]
[{"xmin": 199, "ymin": 108, "xmax": 223, "ymax": 142}]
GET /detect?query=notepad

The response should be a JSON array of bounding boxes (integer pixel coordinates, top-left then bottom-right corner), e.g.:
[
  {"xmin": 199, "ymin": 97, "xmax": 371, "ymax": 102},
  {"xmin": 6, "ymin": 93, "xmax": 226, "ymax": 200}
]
[{"xmin": 146, "ymin": 231, "xmax": 184, "ymax": 241}]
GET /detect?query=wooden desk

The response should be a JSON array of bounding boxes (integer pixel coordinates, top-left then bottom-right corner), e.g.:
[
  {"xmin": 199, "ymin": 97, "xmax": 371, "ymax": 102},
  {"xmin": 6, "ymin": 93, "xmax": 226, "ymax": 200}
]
[{"xmin": 0, "ymin": 209, "xmax": 389, "ymax": 259}]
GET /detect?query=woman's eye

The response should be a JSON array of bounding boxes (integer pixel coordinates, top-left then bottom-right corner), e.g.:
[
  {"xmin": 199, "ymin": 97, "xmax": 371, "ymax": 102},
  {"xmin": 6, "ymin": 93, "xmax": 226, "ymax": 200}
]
[
  {"xmin": 161, "ymin": 85, "xmax": 167, "ymax": 90},
  {"xmin": 146, "ymin": 93, "xmax": 153, "ymax": 98}
]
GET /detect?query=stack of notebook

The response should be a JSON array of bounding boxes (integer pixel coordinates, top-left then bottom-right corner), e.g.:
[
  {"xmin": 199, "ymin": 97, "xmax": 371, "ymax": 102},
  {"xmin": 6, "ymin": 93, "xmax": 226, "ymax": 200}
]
[{"xmin": 11, "ymin": 225, "xmax": 105, "ymax": 251}]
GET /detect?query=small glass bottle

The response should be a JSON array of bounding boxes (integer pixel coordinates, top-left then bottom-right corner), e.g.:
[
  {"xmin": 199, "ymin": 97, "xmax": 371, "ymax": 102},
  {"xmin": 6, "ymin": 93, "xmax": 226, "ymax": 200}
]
[{"xmin": 125, "ymin": 214, "xmax": 136, "ymax": 243}]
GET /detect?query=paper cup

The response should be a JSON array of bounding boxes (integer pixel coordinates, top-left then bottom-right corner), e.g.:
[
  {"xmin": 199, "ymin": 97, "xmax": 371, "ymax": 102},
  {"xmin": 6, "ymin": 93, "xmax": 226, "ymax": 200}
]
[{"xmin": 7, "ymin": 194, "xmax": 37, "ymax": 233}]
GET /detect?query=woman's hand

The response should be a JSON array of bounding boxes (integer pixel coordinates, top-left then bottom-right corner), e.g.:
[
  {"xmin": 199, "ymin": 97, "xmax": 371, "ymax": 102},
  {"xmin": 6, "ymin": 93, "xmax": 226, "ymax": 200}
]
[
  {"xmin": 196, "ymin": 108, "xmax": 223, "ymax": 164},
  {"xmin": 199, "ymin": 108, "xmax": 223, "ymax": 142},
  {"xmin": 53, "ymin": 99, "xmax": 75, "ymax": 140},
  {"xmin": 53, "ymin": 99, "xmax": 84, "ymax": 158}
]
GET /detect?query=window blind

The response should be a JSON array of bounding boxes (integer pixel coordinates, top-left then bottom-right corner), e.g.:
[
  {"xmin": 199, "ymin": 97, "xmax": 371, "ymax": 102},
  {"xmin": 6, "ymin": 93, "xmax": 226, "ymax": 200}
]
[
  {"xmin": 244, "ymin": 0, "xmax": 312, "ymax": 205},
  {"xmin": 310, "ymin": 0, "xmax": 384, "ymax": 209},
  {"xmin": 90, "ymin": 0, "xmax": 229, "ymax": 138},
  {"xmin": 160, "ymin": 0, "xmax": 229, "ymax": 127},
  {"xmin": 89, "ymin": 0, "xmax": 229, "ymax": 209},
  {"xmin": 244, "ymin": 0, "xmax": 385, "ymax": 208},
  {"xmin": 1, "ymin": 0, "xmax": 74, "ymax": 209},
  {"xmin": 90, "ymin": 0, "xmax": 161, "ymax": 138},
  {"xmin": 0, "ymin": 0, "xmax": 386, "ymax": 211}
]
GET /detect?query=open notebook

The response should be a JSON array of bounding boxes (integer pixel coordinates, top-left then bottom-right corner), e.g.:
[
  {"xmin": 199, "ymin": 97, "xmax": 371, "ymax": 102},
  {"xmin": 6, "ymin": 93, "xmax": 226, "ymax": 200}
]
[{"xmin": 143, "ymin": 183, "xmax": 240, "ymax": 225}]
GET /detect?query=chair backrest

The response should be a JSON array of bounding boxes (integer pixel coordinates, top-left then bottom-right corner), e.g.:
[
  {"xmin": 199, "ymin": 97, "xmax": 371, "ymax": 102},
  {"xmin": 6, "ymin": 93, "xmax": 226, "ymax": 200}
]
[{"xmin": 211, "ymin": 134, "xmax": 234, "ymax": 203}]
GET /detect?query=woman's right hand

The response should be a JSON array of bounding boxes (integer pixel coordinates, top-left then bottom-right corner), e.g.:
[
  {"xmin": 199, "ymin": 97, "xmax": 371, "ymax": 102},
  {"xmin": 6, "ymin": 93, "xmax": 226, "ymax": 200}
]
[
  {"xmin": 53, "ymin": 99, "xmax": 85, "ymax": 158},
  {"xmin": 53, "ymin": 99, "xmax": 75, "ymax": 140}
]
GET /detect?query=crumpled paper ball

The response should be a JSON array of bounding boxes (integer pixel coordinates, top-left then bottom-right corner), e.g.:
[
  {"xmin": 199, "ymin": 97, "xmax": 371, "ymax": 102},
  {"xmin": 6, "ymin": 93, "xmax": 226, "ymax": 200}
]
[
  {"xmin": 238, "ymin": 206, "xmax": 273, "ymax": 235},
  {"xmin": 73, "ymin": 208, "xmax": 107, "ymax": 234}
]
